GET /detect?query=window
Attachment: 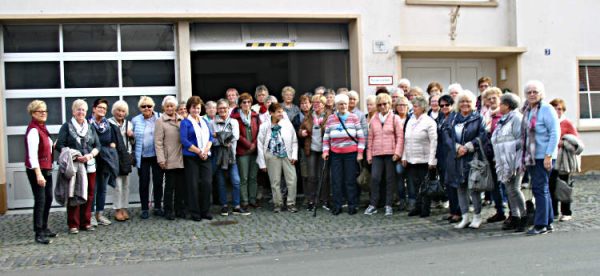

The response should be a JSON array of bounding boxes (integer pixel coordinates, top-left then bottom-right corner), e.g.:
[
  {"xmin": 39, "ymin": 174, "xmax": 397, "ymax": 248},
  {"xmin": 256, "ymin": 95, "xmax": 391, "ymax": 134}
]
[
  {"xmin": 579, "ymin": 63, "xmax": 600, "ymax": 120},
  {"xmin": 2, "ymin": 25, "xmax": 59, "ymax": 53},
  {"xmin": 4, "ymin": 62, "xmax": 61, "ymax": 89},
  {"xmin": 64, "ymin": 61, "xmax": 119, "ymax": 88},
  {"xmin": 63, "ymin": 24, "xmax": 118, "ymax": 52}
]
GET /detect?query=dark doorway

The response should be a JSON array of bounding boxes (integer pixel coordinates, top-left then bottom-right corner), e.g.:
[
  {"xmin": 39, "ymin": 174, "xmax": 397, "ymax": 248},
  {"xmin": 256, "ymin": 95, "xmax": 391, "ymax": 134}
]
[{"xmin": 191, "ymin": 50, "xmax": 350, "ymax": 102}]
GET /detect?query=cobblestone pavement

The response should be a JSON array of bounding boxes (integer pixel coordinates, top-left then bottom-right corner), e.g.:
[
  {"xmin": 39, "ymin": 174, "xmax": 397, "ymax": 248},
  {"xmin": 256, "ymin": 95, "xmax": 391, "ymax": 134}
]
[{"xmin": 1, "ymin": 175, "xmax": 599, "ymax": 271}]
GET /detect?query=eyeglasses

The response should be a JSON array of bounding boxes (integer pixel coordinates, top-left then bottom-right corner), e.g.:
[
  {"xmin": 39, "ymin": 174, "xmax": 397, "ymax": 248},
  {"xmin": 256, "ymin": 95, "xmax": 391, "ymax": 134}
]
[
  {"xmin": 479, "ymin": 84, "xmax": 490, "ymax": 89},
  {"xmin": 141, "ymin": 105, "xmax": 153, "ymax": 109},
  {"xmin": 377, "ymin": 103, "xmax": 388, "ymax": 107},
  {"xmin": 555, "ymin": 107, "xmax": 565, "ymax": 111},
  {"xmin": 95, "ymin": 105, "xmax": 107, "ymax": 110},
  {"xmin": 217, "ymin": 107, "xmax": 228, "ymax": 110},
  {"xmin": 241, "ymin": 100, "xmax": 252, "ymax": 104},
  {"xmin": 439, "ymin": 104, "xmax": 451, "ymax": 108},
  {"xmin": 34, "ymin": 110, "xmax": 48, "ymax": 114},
  {"xmin": 526, "ymin": 90, "xmax": 539, "ymax": 95}
]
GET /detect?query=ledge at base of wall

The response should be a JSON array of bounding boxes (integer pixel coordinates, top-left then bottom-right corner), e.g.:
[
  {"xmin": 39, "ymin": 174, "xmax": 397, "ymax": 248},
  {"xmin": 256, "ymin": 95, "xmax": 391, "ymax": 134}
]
[
  {"xmin": 581, "ymin": 155, "xmax": 600, "ymax": 174},
  {"xmin": 0, "ymin": 183, "xmax": 6, "ymax": 215}
]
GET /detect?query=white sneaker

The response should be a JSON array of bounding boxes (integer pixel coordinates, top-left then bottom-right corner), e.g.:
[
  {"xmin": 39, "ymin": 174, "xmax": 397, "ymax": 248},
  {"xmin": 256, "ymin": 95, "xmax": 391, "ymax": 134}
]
[
  {"xmin": 97, "ymin": 215, "xmax": 112, "ymax": 226},
  {"xmin": 364, "ymin": 205, "xmax": 377, "ymax": 215},
  {"xmin": 384, "ymin": 206, "xmax": 393, "ymax": 216},
  {"xmin": 469, "ymin": 214, "xmax": 482, "ymax": 229},
  {"xmin": 90, "ymin": 216, "xmax": 98, "ymax": 227},
  {"xmin": 559, "ymin": 215, "xmax": 572, "ymax": 222},
  {"xmin": 455, "ymin": 214, "xmax": 469, "ymax": 229}
]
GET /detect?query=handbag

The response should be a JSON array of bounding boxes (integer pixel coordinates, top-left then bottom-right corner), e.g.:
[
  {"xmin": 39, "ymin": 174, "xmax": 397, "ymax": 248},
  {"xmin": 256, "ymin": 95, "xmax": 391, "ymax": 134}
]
[
  {"xmin": 468, "ymin": 138, "xmax": 494, "ymax": 192},
  {"xmin": 555, "ymin": 177, "xmax": 574, "ymax": 202},
  {"xmin": 126, "ymin": 120, "xmax": 136, "ymax": 166},
  {"xmin": 424, "ymin": 169, "xmax": 446, "ymax": 199},
  {"xmin": 356, "ymin": 161, "xmax": 371, "ymax": 192}
]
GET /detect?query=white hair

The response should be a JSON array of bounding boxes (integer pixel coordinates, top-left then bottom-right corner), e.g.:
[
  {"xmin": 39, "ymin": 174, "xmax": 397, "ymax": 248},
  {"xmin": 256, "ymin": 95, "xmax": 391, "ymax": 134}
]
[
  {"xmin": 347, "ymin": 90, "xmax": 359, "ymax": 101},
  {"xmin": 334, "ymin": 94, "xmax": 349, "ymax": 105},
  {"xmin": 524, "ymin": 80, "xmax": 545, "ymax": 99},
  {"xmin": 161, "ymin": 95, "xmax": 178, "ymax": 108},
  {"xmin": 398, "ymin": 78, "xmax": 411, "ymax": 87},
  {"xmin": 266, "ymin": 95, "xmax": 278, "ymax": 104},
  {"xmin": 366, "ymin": 94, "xmax": 377, "ymax": 104},
  {"xmin": 447, "ymin": 83, "xmax": 463, "ymax": 94},
  {"xmin": 111, "ymin": 100, "xmax": 129, "ymax": 116},
  {"xmin": 72, "ymin": 99, "xmax": 88, "ymax": 112},
  {"xmin": 454, "ymin": 90, "xmax": 477, "ymax": 113}
]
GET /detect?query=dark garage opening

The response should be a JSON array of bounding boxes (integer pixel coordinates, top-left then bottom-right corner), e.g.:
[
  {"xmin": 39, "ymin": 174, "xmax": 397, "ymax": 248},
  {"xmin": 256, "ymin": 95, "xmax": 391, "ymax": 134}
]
[{"xmin": 191, "ymin": 50, "xmax": 350, "ymax": 102}]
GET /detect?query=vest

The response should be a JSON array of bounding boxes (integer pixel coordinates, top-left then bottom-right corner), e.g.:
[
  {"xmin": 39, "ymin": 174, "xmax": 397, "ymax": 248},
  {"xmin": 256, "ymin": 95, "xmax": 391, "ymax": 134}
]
[{"xmin": 25, "ymin": 120, "xmax": 52, "ymax": 170}]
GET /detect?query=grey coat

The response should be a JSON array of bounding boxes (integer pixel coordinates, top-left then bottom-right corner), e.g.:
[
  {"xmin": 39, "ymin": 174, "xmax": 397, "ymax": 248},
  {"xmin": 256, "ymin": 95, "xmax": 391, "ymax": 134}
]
[
  {"xmin": 491, "ymin": 110, "xmax": 523, "ymax": 183},
  {"xmin": 55, "ymin": 148, "xmax": 88, "ymax": 206},
  {"xmin": 557, "ymin": 134, "xmax": 584, "ymax": 174}
]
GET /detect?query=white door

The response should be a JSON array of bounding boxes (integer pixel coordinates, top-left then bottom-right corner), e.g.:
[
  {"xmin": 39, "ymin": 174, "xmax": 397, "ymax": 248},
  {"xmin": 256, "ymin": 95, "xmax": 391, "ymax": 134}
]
[{"xmin": 402, "ymin": 58, "xmax": 496, "ymax": 96}]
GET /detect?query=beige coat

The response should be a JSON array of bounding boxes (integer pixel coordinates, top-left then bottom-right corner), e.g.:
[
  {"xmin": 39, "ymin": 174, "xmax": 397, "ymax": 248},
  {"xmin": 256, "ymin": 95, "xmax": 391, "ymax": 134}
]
[{"xmin": 154, "ymin": 114, "xmax": 184, "ymax": 169}]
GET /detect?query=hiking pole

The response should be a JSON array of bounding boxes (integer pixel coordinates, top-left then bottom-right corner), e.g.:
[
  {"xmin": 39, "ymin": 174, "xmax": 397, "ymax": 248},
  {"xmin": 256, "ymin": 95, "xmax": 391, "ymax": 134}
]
[{"xmin": 313, "ymin": 159, "xmax": 329, "ymax": 217}]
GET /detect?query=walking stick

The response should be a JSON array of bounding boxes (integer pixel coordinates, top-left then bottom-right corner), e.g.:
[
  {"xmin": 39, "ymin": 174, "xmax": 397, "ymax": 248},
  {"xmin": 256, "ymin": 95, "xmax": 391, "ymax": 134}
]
[{"xmin": 313, "ymin": 159, "xmax": 329, "ymax": 217}]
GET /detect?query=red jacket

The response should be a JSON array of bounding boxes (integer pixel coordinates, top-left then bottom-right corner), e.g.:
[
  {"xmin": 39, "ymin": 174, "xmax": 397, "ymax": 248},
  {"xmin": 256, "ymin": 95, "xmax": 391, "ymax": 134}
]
[{"xmin": 230, "ymin": 108, "xmax": 260, "ymax": 156}]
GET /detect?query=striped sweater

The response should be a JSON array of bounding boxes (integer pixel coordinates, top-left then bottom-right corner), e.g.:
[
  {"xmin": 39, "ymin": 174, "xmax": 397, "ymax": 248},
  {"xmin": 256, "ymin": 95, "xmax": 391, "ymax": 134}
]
[{"xmin": 323, "ymin": 112, "xmax": 365, "ymax": 154}]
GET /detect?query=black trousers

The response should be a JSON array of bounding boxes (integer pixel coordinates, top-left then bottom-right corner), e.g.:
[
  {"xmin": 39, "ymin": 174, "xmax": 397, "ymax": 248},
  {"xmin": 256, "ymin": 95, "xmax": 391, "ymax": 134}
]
[
  {"xmin": 164, "ymin": 168, "xmax": 186, "ymax": 214},
  {"xmin": 369, "ymin": 155, "xmax": 396, "ymax": 207},
  {"xmin": 184, "ymin": 156, "xmax": 213, "ymax": 217},
  {"xmin": 406, "ymin": 163, "xmax": 431, "ymax": 215},
  {"xmin": 26, "ymin": 169, "xmax": 53, "ymax": 234},
  {"xmin": 549, "ymin": 169, "xmax": 572, "ymax": 216},
  {"xmin": 138, "ymin": 157, "xmax": 164, "ymax": 211}
]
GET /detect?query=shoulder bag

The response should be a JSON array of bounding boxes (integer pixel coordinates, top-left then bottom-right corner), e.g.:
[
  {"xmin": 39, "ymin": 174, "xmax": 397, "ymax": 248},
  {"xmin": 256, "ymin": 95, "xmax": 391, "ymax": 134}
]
[{"xmin": 468, "ymin": 137, "xmax": 494, "ymax": 192}]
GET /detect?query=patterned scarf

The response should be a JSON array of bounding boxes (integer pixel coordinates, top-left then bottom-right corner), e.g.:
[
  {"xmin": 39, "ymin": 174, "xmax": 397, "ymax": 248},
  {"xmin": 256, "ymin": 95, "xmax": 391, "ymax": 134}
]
[
  {"xmin": 520, "ymin": 100, "xmax": 539, "ymax": 172},
  {"xmin": 268, "ymin": 124, "xmax": 287, "ymax": 158},
  {"xmin": 92, "ymin": 117, "xmax": 110, "ymax": 134},
  {"xmin": 239, "ymin": 109, "xmax": 251, "ymax": 127}
]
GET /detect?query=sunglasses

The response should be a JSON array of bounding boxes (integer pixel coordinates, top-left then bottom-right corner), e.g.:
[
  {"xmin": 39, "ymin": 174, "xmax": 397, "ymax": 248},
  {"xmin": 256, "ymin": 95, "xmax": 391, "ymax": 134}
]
[
  {"xmin": 241, "ymin": 100, "xmax": 252, "ymax": 104},
  {"xmin": 439, "ymin": 104, "xmax": 451, "ymax": 107},
  {"xmin": 377, "ymin": 103, "xmax": 388, "ymax": 107},
  {"xmin": 141, "ymin": 105, "xmax": 153, "ymax": 109}
]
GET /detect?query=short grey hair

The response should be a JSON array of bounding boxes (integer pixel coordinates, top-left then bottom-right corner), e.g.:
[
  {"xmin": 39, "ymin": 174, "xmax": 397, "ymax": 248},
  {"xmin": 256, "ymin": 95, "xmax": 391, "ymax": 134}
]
[
  {"xmin": 204, "ymin": 101, "xmax": 217, "ymax": 108},
  {"xmin": 111, "ymin": 100, "xmax": 129, "ymax": 116},
  {"xmin": 72, "ymin": 99, "xmax": 88, "ymax": 112},
  {"xmin": 453, "ymin": 90, "xmax": 477, "ymax": 113},
  {"xmin": 447, "ymin": 83, "xmax": 463, "ymax": 94},
  {"xmin": 411, "ymin": 96, "xmax": 429, "ymax": 112},
  {"xmin": 265, "ymin": 95, "xmax": 278, "ymax": 104},
  {"xmin": 500, "ymin": 93, "xmax": 521, "ymax": 111},
  {"xmin": 314, "ymin": 86, "xmax": 327, "ymax": 95},
  {"xmin": 255, "ymin": 84, "xmax": 269, "ymax": 98},
  {"xmin": 334, "ymin": 94, "xmax": 349, "ymax": 105},
  {"xmin": 161, "ymin": 95, "xmax": 178, "ymax": 108},
  {"xmin": 216, "ymin": 98, "xmax": 230, "ymax": 108},
  {"xmin": 347, "ymin": 90, "xmax": 359, "ymax": 101},
  {"xmin": 398, "ymin": 78, "xmax": 411, "ymax": 87},
  {"xmin": 524, "ymin": 80, "xmax": 545, "ymax": 99}
]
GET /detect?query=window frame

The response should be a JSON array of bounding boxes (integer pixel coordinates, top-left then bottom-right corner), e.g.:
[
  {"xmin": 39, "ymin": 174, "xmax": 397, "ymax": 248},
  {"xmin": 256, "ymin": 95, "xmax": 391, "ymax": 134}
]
[{"xmin": 577, "ymin": 58, "xmax": 600, "ymax": 131}]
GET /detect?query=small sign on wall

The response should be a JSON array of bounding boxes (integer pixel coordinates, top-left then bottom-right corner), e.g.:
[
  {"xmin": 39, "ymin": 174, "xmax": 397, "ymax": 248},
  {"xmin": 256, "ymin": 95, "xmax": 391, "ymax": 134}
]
[
  {"xmin": 372, "ymin": 40, "xmax": 389, "ymax": 54},
  {"xmin": 368, "ymin": 75, "xmax": 394, "ymax": 86}
]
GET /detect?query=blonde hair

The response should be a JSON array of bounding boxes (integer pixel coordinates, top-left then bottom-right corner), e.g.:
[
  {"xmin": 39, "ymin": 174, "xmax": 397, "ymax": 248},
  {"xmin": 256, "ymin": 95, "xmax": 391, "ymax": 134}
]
[
  {"xmin": 366, "ymin": 94, "xmax": 377, "ymax": 105},
  {"xmin": 311, "ymin": 94, "xmax": 326, "ymax": 105},
  {"xmin": 137, "ymin": 96, "xmax": 155, "ymax": 108},
  {"xmin": 72, "ymin": 99, "xmax": 88, "ymax": 113},
  {"xmin": 482, "ymin": 87, "xmax": 502, "ymax": 100},
  {"xmin": 111, "ymin": 100, "xmax": 130, "ymax": 116},
  {"xmin": 281, "ymin": 86, "xmax": 296, "ymax": 97},
  {"xmin": 27, "ymin": 100, "xmax": 47, "ymax": 116},
  {"xmin": 376, "ymin": 93, "xmax": 392, "ymax": 105}
]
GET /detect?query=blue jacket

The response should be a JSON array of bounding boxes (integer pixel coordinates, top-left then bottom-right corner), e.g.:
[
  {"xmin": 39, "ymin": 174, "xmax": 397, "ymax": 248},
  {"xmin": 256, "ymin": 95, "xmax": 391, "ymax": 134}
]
[
  {"xmin": 131, "ymin": 112, "xmax": 160, "ymax": 168},
  {"xmin": 180, "ymin": 117, "xmax": 214, "ymax": 157},
  {"xmin": 440, "ymin": 111, "xmax": 489, "ymax": 188},
  {"xmin": 529, "ymin": 101, "xmax": 560, "ymax": 159}
]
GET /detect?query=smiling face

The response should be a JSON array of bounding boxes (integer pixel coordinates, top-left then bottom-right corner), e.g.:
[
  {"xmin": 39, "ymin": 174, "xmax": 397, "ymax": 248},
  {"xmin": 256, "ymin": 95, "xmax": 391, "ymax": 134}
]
[
  {"xmin": 337, "ymin": 101, "xmax": 348, "ymax": 114},
  {"xmin": 430, "ymin": 96, "xmax": 440, "ymax": 112},
  {"xmin": 526, "ymin": 84, "xmax": 542, "ymax": 105},
  {"xmin": 226, "ymin": 90, "xmax": 238, "ymax": 106},
  {"xmin": 256, "ymin": 91, "xmax": 267, "ymax": 104},
  {"xmin": 177, "ymin": 104, "xmax": 188, "ymax": 117},
  {"xmin": 312, "ymin": 99, "xmax": 323, "ymax": 113},
  {"xmin": 282, "ymin": 91, "xmax": 294, "ymax": 104},
  {"xmin": 73, "ymin": 106, "xmax": 87, "ymax": 123},
  {"xmin": 348, "ymin": 96, "xmax": 357, "ymax": 110},
  {"xmin": 367, "ymin": 100, "xmax": 376, "ymax": 114},
  {"xmin": 459, "ymin": 98, "xmax": 473, "ymax": 115},
  {"xmin": 487, "ymin": 94, "xmax": 500, "ymax": 110},
  {"xmin": 189, "ymin": 104, "xmax": 202, "ymax": 117},
  {"xmin": 240, "ymin": 98, "xmax": 252, "ymax": 112},
  {"xmin": 271, "ymin": 107, "xmax": 284, "ymax": 121},
  {"xmin": 479, "ymin": 82, "xmax": 490, "ymax": 93},
  {"xmin": 449, "ymin": 89, "xmax": 459, "ymax": 100},
  {"xmin": 32, "ymin": 106, "xmax": 48, "ymax": 124},
  {"xmin": 300, "ymin": 99, "xmax": 311, "ymax": 113},
  {"xmin": 395, "ymin": 102, "xmax": 408, "ymax": 116},
  {"xmin": 140, "ymin": 101, "xmax": 154, "ymax": 118},
  {"xmin": 114, "ymin": 108, "xmax": 126, "ymax": 121},
  {"xmin": 217, "ymin": 102, "xmax": 229, "ymax": 118},
  {"xmin": 439, "ymin": 100, "xmax": 452, "ymax": 116},
  {"xmin": 94, "ymin": 102, "xmax": 108, "ymax": 119},
  {"xmin": 326, "ymin": 94, "xmax": 335, "ymax": 107},
  {"xmin": 164, "ymin": 103, "xmax": 176, "ymax": 116}
]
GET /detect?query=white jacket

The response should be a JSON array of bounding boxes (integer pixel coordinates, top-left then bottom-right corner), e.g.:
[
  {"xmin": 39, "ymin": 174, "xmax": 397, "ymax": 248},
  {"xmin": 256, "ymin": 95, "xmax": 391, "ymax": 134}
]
[
  {"xmin": 256, "ymin": 118, "xmax": 298, "ymax": 169},
  {"xmin": 402, "ymin": 114, "xmax": 438, "ymax": 166}
]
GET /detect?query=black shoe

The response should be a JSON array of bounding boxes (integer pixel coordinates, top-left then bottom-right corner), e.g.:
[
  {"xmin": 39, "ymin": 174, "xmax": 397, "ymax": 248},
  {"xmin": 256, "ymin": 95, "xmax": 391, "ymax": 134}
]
[
  {"xmin": 526, "ymin": 226, "xmax": 547, "ymax": 235},
  {"xmin": 348, "ymin": 208, "xmax": 357, "ymax": 215},
  {"xmin": 331, "ymin": 207, "xmax": 342, "ymax": 216},
  {"xmin": 306, "ymin": 202, "xmax": 315, "ymax": 212},
  {"xmin": 487, "ymin": 213, "xmax": 507, "ymax": 223},
  {"xmin": 201, "ymin": 213, "xmax": 213, "ymax": 220},
  {"xmin": 153, "ymin": 208, "xmax": 164, "ymax": 217},
  {"xmin": 35, "ymin": 233, "xmax": 51, "ymax": 244},
  {"xmin": 419, "ymin": 213, "xmax": 430, "ymax": 218},
  {"xmin": 546, "ymin": 224, "xmax": 554, "ymax": 233},
  {"xmin": 43, "ymin": 229, "xmax": 58, "ymax": 238},
  {"xmin": 502, "ymin": 216, "xmax": 518, "ymax": 231},
  {"xmin": 191, "ymin": 216, "xmax": 202, "ymax": 221},
  {"xmin": 408, "ymin": 209, "xmax": 421, "ymax": 217},
  {"xmin": 140, "ymin": 210, "xmax": 150, "ymax": 219},
  {"xmin": 220, "ymin": 206, "xmax": 229, "ymax": 216},
  {"xmin": 515, "ymin": 216, "xmax": 527, "ymax": 232},
  {"xmin": 232, "ymin": 207, "xmax": 251, "ymax": 216},
  {"xmin": 175, "ymin": 211, "xmax": 187, "ymax": 219},
  {"xmin": 165, "ymin": 212, "xmax": 175, "ymax": 220}
]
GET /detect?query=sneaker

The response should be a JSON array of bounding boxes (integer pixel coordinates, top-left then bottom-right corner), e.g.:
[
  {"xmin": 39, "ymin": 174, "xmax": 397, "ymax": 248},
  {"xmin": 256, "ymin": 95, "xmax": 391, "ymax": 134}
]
[
  {"xmin": 233, "ymin": 207, "xmax": 251, "ymax": 216},
  {"xmin": 220, "ymin": 206, "xmax": 229, "ymax": 216},
  {"xmin": 83, "ymin": 225, "xmax": 95, "ymax": 231},
  {"xmin": 140, "ymin": 210, "xmax": 150, "ymax": 219},
  {"xmin": 526, "ymin": 226, "xmax": 547, "ymax": 235},
  {"xmin": 90, "ymin": 216, "xmax": 98, "ymax": 227},
  {"xmin": 559, "ymin": 215, "xmax": 572, "ymax": 222},
  {"xmin": 287, "ymin": 204, "xmax": 298, "ymax": 213},
  {"xmin": 322, "ymin": 202, "xmax": 331, "ymax": 211},
  {"xmin": 273, "ymin": 206, "xmax": 282, "ymax": 213},
  {"xmin": 384, "ymin": 206, "xmax": 393, "ymax": 216},
  {"xmin": 69, "ymin": 228, "xmax": 79, "ymax": 234},
  {"xmin": 306, "ymin": 202, "xmax": 315, "ymax": 212},
  {"xmin": 486, "ymin": 213, "xmax": 507, "ymax": 223},
  {"xmin": 546, "ymin": 224, "xmax": 554, "ymax": 233},
  {"xmin": 96, "ymin": 215, "xmax": 112, "ymax": 226},
  {"xmin": 364, "ymin": 205, "xmax": 377, "ymax": 215},
  {"xmin": 469, "ymin": 215, "xmax": 482, "ymax": 229}
]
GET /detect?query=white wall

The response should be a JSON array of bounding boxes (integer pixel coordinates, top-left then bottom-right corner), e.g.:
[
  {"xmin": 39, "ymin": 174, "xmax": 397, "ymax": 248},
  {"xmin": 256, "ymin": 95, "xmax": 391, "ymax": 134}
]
[{"xmin": 517, "ymin": 0, "xmax": 600, "ymax": 155}]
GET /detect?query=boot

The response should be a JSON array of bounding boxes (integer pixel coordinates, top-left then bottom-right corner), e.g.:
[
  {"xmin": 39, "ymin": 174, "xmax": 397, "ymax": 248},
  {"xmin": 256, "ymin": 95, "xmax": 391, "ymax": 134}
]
[
  {"xmin": 35, "ymin": 232, "xmax": 51, "ymax": 244},
  {"xmin": 502, "ymin": 216, "xmax": 518, "ymax": 230},
  {"xmin": 454, "ymin": 213, "xmax": 470, "ymax": 229},
  {"xmin": 515, "ymin": 216, "xmax": 527, "ymax": 232},
  {"xmin": 469, "ymin": 214, "xmax": 482, "ymax": 229}
]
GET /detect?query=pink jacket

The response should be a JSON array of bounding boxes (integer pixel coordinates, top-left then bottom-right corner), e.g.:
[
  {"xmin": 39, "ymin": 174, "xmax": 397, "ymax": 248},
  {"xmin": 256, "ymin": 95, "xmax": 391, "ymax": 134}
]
[{"xmin": 367, "ymin": 112, "xmax": 404, "ymax": 161}]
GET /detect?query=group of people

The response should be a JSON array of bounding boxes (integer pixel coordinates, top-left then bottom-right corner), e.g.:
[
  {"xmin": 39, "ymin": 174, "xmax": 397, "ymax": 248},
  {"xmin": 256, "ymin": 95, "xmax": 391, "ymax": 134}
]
[{"xmin": 24, "ymin": 77, "xmax": 582, "ymax": 245}]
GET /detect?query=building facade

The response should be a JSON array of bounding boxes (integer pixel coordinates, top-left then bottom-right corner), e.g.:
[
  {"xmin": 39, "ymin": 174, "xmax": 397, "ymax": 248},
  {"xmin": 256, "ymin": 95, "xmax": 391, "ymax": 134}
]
[{"xmin": 1, "ymin": 0, "xmax": 598, "ymax": 213}]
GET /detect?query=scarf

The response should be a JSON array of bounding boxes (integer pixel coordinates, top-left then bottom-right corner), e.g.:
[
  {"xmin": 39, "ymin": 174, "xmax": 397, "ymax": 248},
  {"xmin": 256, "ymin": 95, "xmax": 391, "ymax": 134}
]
[
  {"xmin": 188, "ymin": 115, "xmax": 209, "ymax": 153},
  {"xmin": 312, "ymin": 111, "xmax": 325, "ymax": 127},
  {"xmin": 92, "ymin": 117, "xmax": 110, "ymax": 134},
  {"xmin": 520, "ymin": 100, "xmax": 539, "ymax": 171},
  {"xmin": 378, "ymin": 110, "xmax": 391, "ymax": 124},
  {"xmin": 71, "ymin": 117, "xmax": 89, "ymax": 143},
  {"xmin": 337, "ymin": 112, "xmax": 348, "ymax": 124},
  {"xmin": 239, "ymin": 109, "xmax": 252, "ymax": 127},
  {"xmin": 268, "ymin": 123, "xmax": 287, "ymax": 158}
]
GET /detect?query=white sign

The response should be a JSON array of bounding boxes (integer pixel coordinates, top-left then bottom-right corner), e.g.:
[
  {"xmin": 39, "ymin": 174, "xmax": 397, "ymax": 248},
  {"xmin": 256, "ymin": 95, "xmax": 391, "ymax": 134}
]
[
  {"xmin": 368, "ymin": 76, "xmax": 394, "ymax": 86},
  {"xmin": 372, "ymin": 40, "xmax": 388, "ymax": 53}
]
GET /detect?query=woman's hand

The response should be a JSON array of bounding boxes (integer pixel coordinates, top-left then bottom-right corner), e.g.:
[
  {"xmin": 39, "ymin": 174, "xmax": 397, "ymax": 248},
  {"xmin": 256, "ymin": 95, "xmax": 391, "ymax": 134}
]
[
  {"xmin": 544, "ymin": 156, "xmax": 552, "ymax": 171},
  {"xmin": 457, "ymin": 146, "xmax": 467, "ymax": 157},
  {"xmin": 127, "ymin": 129, "xmax": 134, "ymax": 137},
  {"xmin": 356, "ymin": 154, "xmax": 363, "ymax": 162},
  {"xmin": 290, "ymin": 159, "xmax": 297, "ymax": 165},
  {"xmin": 300, "ymin": 129, "xmax": 308, "ymax": 137},
  {"xmin": 322, "ymin": 152, "xmax": 329, "ymax": 160},
  {"xmin": 401, "ymin": 160, "xmax": 407, "ymax": 168},
  {"xmin": 36, "ymin": 174, "xmax": 46, "ymax": 187},
  {"xmin": 110, "ymin": 143, "xmax": 116, "ymax": 148},
  {"xmin": 158, "ymin": 162, "xmax": 167, "ymax": 169},
  {"xmin": 392, "ymin": 154, "xmax": 400, "ymax": 162}
]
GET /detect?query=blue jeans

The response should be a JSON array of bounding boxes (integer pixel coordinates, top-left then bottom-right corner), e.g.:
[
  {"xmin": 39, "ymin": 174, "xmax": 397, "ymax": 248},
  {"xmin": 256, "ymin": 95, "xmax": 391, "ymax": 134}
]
[
  {"xmin": 527, "ymin": 159, "xmax": 554, "ymax": 227},
  {"xmin": 395, "ymin": 163, "xmax": 407, "ymax": 201},
  {"xmin": 216, "ymin": 163, "xmax": 241, "ymax": 207},
  {"xmin": 330, "ymin": 152, "xmax": 358, "ymax": 210},
  {"xmin": 93, "ymin": 168, "xmax": 113, "ymax": 213}
]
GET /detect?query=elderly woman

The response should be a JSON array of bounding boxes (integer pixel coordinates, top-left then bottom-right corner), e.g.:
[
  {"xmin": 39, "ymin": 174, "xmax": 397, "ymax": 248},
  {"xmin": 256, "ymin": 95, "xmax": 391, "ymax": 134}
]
[
  {"xmin": 252, "ymin": 85, "xmax": 269, "ymax": 114},
  {"xmin": 428, "ymin": 95, "xmax": 441, "ymax": 120},
  {"xmin": 108, "ymin": 100, "xmax": 133, "ymax": 222},
  {"xmin": 348, "ymin": 90, "xmax": 369, "ymax": 138},
  {"xmin": 282, "ymin": 86, "xmax": 300, "ymax": 122},
  {"xmin": 154, "ymin": 96, "xmax": 184, "ymax": 220},
  {"xmin": 481, "ymin": 87, "xmax": 507, "ymax": 224},
  {"xmin": 394, "ymin": 95, "xmax": 411, "ymax": 210},
  {"xmin": 132, "ymin": 96, "xmax": 163, "ymax": 219},
  {"xmin": 549, "ymin": 98, "xmax": 580, "ymax": 222},
  {"xmin": 293, "ymin": 94, "xmax": 312, "ymax": 198},
  {"xmin": 230, "ymin": 93, "xmax": 261, "ymax": 209},
  {"xmin": 299, "ymin": 94, "xmax": 332, "ymax": 211},
  {"xmin": 492, "ymin": 93, "xmax": 526, "ymax": 232},
  {"xmin": 259, "ymin": 95, "xmax": 278, "ymax": 124},
  {"xmin": 398, "ymin": 78, "xmax": 411, "ymax": 95},
  {"xmin": 226, "ymin": 88, "xmax": 239, "ymax": 114},
  {"xmin": 364, "ymin": 93, "xmax": 403, "ymax": 216},
  {"xmin": 177, "ymin": 100, "xmax": 188, "ymax": 118},
  {"xmin": 521, "ymin": 80, "xmax": 560, "ymax": 235},
  {"xmin": 447, "ymin": 83, "xmax": 463, "ymax": 101},
  {"xmin": 427, "ymin": 82, "xmax": 443, "ymax": 97},
  {"xmin": 180, "ymin": 96, "xmax": 214, "ymax": 221},
  {"xmin": 257, "ymin": 103, "xmax": 299, "ymax": 213},
  {"xmin": 407, "ymin": 87, "xmax": 424, "ymax": 101},
  {"xmin": 366, "ymin": 95, "xmax": 377, "ymax": 123},
  {"xmin": 56, "ymin": 99, "xmax": 101, "ymax": 234},
  {"xmin": 441, "ymin": 91, "xmax": 488, "ymax": 229},
  {"xmin": 90, "ymin": 98, "xmax": 124, "ymax": 227},
  {"xmin": 402, "ymin": 96, "xmax": 438, "ymax": 218},
  {"xmin": 213, "ymin": 99, "xmax": 249, "ymax": 216},
  {"xmin": 25, "ymin": 100, "xmax": 56, "ymax": 244},
  {"xmin": 436, "ymin": 95, "xmax": 461, "ymax": 223},
  {"xmin": 323, "ymin": 94, "xmax": 365, "ymax": 215},
  {"xmin": 324, "ymin": 90, "xmax": 336, "ymax": 113}
]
